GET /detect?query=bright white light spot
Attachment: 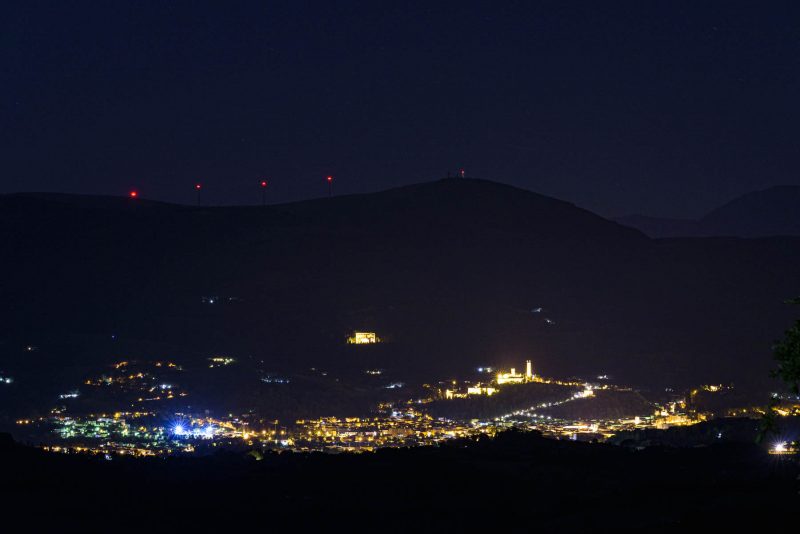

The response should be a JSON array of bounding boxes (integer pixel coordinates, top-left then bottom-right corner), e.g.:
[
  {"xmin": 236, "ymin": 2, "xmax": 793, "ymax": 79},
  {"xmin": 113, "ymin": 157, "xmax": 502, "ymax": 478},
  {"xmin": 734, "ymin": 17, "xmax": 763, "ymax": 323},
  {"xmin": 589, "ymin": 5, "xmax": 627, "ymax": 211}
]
[{"xmin": 173, "ymin": 424, "xmax": 185, "ymax": 436}]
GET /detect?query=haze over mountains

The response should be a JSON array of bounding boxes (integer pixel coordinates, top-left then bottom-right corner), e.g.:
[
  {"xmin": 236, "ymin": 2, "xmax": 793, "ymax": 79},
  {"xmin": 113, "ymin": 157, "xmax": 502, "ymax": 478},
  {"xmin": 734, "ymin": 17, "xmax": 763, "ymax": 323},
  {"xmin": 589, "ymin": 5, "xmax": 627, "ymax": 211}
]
[
  {"xmin": 2, "ymin": 179, "xmax": 799, "ymax": 406},
  {"xmin": 616, "ymin": 185, "xmax": 800, "ymax": 238}
]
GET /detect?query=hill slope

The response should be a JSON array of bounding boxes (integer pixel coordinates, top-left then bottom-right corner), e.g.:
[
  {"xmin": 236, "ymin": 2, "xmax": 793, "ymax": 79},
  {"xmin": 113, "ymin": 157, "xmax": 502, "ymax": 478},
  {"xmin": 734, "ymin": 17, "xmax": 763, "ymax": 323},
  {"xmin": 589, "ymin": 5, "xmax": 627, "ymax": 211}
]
[
  {"xmin": 1, "ymin": 179, "xmax": 798, "ymax": 408},
  {"xmin": 616, "ymin": 185, "xmax": 800, "ymax": 238}
]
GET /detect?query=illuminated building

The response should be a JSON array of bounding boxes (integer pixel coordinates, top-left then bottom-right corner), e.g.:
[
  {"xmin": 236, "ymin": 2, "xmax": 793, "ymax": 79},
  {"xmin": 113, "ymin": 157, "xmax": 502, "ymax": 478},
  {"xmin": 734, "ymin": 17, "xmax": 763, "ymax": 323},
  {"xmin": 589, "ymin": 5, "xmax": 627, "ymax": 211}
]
[
  {"xmin": 444, "ymin": 389, "xmax": 467, "ymax": 399},
  {"xmin": 653, "ymin": 412, "xmax": 704, "ymax": 430},
  {"xmin": 466, "ymin": 385, "xmax": 497, "ymax": 396},
  {"xmin": 496, "ymin": 360, "xmax": 535, "ymax": 385},
  {"xmin": 347, "ymin": 332, "xmax": 380, "ymax": 344},
  {"xmin": 769, "ymin": 441, "xmax": 797, "ymax": 455}
]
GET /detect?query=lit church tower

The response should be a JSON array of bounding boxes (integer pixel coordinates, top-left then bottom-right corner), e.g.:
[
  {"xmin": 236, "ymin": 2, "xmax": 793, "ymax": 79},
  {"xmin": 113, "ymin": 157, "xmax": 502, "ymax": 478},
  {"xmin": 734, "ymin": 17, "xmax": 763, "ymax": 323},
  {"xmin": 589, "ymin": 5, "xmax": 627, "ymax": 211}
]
[{"xmin": 525, "ymin": 360, "xmax": 533, "ymax": 381}]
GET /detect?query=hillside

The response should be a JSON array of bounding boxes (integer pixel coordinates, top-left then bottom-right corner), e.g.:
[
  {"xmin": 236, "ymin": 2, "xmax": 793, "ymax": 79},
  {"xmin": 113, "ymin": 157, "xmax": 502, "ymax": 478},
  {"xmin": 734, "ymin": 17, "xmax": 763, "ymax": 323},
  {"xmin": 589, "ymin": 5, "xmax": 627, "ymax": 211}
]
[
  {"xmin": 1, "ymin": 179, "xmax": 799, "ymax": 415},
  {"xmin": 616, "ymin": 185, "xmax": 800, "ymax": 238}
]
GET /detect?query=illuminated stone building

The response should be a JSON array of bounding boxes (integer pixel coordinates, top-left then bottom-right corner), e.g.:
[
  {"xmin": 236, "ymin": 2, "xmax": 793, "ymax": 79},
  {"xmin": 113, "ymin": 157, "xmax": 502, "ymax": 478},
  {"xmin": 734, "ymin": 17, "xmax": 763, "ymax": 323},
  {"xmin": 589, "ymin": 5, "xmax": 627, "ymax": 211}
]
[
  {"xmin": 347, "ymin": 332, "xmax": 380, "ymax": 344},
  {"xmin": 467, "ymin": 385, "xmax": 498, "ymax": 396},
  {"xmin": 496, "ymin": 360, "xmax": 535, "ymax": 385}
]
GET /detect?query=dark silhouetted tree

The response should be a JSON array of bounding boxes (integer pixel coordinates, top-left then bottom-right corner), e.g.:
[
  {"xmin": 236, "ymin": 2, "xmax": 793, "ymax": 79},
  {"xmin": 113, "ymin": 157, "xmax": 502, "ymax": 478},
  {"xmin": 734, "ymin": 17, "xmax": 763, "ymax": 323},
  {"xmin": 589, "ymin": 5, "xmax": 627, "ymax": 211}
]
[
  {"xmin": 772, "ymin": 297, "xmax": 800, "ymax": 394},
  {"xmin": 759, "ymin": 297, "xmax": 800, "ymax": 443}
]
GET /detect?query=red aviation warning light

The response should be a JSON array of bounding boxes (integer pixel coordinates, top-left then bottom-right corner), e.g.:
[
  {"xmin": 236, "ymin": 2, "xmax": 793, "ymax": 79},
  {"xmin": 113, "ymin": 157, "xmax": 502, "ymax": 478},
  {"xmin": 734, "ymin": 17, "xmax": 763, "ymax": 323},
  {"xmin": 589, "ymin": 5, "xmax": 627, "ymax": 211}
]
[
  {"xmin": 195, "ymin": 183, "xmax": 202, "ymax": 190},
  {"xmin": 260, "ymin": 179, "xmax": 268, "ymax": 206},
  {"xmin": 129, "ymin": 190, "xmax": 138, "ymax": 198},
  {"xmin": 326, "ymin": 175, "xmax": 333, "ymax": 197},
  {"xmin": 326, "ymin": 175, "xmax": 333, "ymax": 183}
]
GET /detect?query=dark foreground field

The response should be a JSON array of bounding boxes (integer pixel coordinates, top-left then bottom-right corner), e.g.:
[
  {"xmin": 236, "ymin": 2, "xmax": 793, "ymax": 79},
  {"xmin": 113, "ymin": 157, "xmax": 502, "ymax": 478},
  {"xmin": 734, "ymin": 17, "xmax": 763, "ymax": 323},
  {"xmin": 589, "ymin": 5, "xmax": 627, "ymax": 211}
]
[{"xmin": 2, "ymin": 430, "xmax": 797, "ymax": 532}]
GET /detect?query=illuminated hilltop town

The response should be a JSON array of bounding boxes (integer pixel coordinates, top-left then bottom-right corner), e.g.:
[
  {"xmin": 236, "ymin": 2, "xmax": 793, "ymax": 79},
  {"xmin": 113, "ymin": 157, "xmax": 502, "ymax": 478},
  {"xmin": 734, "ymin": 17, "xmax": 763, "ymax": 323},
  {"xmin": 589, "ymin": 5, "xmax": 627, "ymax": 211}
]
[
  {"xmin": 12, "ymin": 352, "xmax": 800, "ymax": 459},
  {"xmin": 447, "ymin": 360, "xmax": 551, "ymax": 399}
]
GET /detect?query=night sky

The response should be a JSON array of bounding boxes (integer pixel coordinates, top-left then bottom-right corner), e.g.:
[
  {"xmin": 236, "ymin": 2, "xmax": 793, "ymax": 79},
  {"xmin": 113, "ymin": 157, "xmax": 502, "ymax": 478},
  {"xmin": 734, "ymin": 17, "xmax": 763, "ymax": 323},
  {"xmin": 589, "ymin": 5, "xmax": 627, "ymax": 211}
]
[{"xmin": 3, "ymin": 1, "xmax": 799, "ymax": 218}]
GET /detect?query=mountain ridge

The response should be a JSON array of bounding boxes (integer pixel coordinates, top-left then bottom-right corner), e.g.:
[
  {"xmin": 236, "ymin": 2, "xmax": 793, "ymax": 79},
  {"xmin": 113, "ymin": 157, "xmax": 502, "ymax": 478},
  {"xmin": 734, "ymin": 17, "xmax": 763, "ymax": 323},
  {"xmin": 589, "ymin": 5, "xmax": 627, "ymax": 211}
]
[
  {"xmin": 1, "ymin": 178, "xmax": 797, "ymax": 411},
  {"xmin": 616, "ymin": 185, "xmax": 800, "ymax": 238}
]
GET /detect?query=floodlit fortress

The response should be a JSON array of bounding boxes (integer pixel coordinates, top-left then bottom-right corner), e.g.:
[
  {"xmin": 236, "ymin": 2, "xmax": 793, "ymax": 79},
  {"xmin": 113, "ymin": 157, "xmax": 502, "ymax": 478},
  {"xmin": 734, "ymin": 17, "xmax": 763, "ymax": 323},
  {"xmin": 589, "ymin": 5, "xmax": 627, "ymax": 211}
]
[
  {"xmin": 496, "ymin": 360, "xmax": 535, "ymax": 384},
  {"xmin": 445, "ymin": 359, "xmax": 593, "ymax": 400}
]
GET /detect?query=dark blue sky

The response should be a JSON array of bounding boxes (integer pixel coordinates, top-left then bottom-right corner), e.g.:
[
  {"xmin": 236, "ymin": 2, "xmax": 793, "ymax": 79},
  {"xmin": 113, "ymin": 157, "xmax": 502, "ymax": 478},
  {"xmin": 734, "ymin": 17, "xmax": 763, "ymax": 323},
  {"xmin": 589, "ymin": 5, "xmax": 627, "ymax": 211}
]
[{"xmin": 3, "ymin": 1, "xmax": 799, "ymax": 217}]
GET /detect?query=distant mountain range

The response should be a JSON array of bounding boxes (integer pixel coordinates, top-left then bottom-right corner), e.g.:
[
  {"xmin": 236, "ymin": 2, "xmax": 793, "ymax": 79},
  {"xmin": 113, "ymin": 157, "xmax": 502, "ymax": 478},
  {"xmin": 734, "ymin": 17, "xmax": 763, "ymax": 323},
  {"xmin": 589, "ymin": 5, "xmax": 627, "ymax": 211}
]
[
  {"xmin": 1, "ymin": 179, "xmax": 798, "ymax": 408},
  {"xmin": 616, "ymin": 185, "xmax": 800, "ymax": 238}
]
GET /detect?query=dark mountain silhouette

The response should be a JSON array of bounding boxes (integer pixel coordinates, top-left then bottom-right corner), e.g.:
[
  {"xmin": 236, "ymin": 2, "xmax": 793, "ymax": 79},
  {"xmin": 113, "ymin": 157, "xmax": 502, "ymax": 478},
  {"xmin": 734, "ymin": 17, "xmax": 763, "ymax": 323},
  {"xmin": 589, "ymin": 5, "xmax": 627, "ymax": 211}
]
[
  {"xmin": 613, "ymin": 213, "xmax": 702, "ymax": 238},
  {"xmin": 2, "ymin": 179, "xmax": 799, "ymax": 413},
  {"xmin": 616, "ymin": 185, "xmax": 800, "ymax": 238}
]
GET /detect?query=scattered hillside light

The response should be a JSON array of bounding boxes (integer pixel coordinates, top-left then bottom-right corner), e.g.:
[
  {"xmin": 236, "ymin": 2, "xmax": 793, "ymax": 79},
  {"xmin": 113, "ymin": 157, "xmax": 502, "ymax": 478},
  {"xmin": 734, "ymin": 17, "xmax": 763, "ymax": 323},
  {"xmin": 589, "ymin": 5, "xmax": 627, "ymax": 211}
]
[
  {"xmin": 208, "ymin": 356, "xmax": 235, "ymax": 368},
  {"xmin": 261, "ymin": 375, "xmax": 290, "ymax": 384}
]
